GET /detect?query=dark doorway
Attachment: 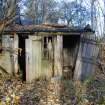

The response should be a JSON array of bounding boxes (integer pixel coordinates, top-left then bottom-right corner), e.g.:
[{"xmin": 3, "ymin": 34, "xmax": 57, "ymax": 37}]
[
  {"xmin": 18, "ymin": 35, "xmax": 26, "ymax": 81},
  {"xmin": 63, "ymin": 35, "xmax": 80, "ymax": 79}
]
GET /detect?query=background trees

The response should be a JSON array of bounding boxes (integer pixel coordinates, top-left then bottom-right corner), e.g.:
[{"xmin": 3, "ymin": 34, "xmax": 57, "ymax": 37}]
[
  {"xmin": 0, "ymin": 0, "xmax": 20, "ymax": 33},
  {"xmin": 21, "ymin": 0, "xmax": 91, "ymax": 27},
  {"xmin": 23, "ymin": 0, "xmax": 60, "ymax": 24},
  {"xmin": 60, "ymin": 0, "xmax": 90, "ymax": 26},
  {"xmin": 0, "ymin": 0, "xmax": 104, "ymax": 37}
]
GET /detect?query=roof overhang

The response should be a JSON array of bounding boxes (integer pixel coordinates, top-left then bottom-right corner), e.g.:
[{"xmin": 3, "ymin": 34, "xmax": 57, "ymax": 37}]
[{"xmin": 2, "ymin": 24, "xmax": 95, "ymax": 36}]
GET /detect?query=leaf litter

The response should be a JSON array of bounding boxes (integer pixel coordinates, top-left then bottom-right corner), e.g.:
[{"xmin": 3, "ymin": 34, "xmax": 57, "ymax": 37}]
[{"xmin": 0, "ymin": 73, "xmax": 105, "ymax": 105}]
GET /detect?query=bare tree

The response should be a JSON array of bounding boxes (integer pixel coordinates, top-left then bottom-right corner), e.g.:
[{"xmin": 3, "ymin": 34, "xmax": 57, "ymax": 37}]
[
  {"xmin": 24, "ymin": 0, "xmax": 59, "ymax": 24},
  {"xmin": 0, "ymin": 0, "xmax": 20, "ymax": 34},
  {"xmin": 91, "ymin": 0, "xmax": 96, "ymax": 29},
  {"xmin": 104, "ymin": 0, "xmax": 105, "ymax": 36},
  {"xmin": 60, "ymin": 0, "xmax": 90, "ymax": 26}
]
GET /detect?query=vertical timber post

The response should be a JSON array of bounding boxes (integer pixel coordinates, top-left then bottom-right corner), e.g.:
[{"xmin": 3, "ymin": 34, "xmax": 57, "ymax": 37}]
[
  {"xmin": 54, "ymin": 35, "xmax": 63, "ymax": 77},
  {"xmin": 26, "ymin": 37, "xmax": 32, "ymax": 82},
  {"xmin": 13, "ymin": 34, "xmax": 19, "ymax": 74}
]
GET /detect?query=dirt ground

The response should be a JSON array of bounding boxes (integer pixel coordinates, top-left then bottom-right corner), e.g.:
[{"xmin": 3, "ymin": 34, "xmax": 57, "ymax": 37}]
[{"xmin": 0, "ymin": 69, "xmax": 105, "ymax": 105}]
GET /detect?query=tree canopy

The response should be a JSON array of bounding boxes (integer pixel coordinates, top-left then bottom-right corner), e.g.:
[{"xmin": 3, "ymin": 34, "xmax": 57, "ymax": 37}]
[{"xmin": 0, "ymin": 0, "xmax": 104, "ymax": 37}]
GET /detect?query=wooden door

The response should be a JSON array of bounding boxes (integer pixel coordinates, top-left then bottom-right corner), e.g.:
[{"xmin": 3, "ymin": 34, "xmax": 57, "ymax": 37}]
[
  {"xmin": 74, "ymin": 38, "xmax": 99, "ymax": 80},
  {"xmin": 26, "ymin": 36, "xmax": 41, "ymax": 82},
  {"xmin": 32, "ymin": 38, "xmax": 41, "ymax": 79}
]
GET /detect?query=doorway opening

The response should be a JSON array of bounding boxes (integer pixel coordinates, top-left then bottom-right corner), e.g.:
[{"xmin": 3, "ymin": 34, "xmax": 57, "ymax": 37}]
[
  {"xmin": 63, "ymin": 35, "xmax": 80, "ymax": 79},
  {"xmin": 18, "ymin": 35, "xmax": 26, "ymax": 81}
]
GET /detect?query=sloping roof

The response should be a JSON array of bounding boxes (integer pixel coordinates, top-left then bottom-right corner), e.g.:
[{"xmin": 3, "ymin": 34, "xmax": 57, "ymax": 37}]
[{"xmin": 4, "ymin": 23, "xmax": 94, "ymax": 34}]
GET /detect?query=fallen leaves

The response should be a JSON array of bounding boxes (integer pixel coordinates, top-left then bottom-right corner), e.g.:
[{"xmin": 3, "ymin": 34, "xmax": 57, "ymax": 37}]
[{"xmin": 0, "ymin": 74, "xmax": 105, "ymax": 105}]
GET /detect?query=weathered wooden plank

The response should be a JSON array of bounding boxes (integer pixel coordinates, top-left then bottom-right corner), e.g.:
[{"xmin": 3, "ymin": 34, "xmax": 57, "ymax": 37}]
[
  {"xmin": 32, "ymin": 37, "xmax": 41, "ymax": 79},
  {"xmin": 54, "ymin": 36, "xmax": 63, "ymax": 77},
  {"xmin": 41, "ymin": 36, "xmax": 54, "ymax": 79},
  {"xmin": 74, "ymin": 39, "xmax": 99, "ymax": 80},
  {"xmin": 13, "ymin": 34, "xmax": 19, "ymax": 74},
  {"xmin": 26, "ymin": 36, "xmax": 42, "ymax": 82},
  {"xmin": 82, "ymin": 43, "xmax": 87, "ymax": 58},
  {"xmin": 26, "ymin": 38, "xmax": 32, "ymax": 82},
  {"xmin": 74, "ymin": 58, "xmax": 82, "ymax": 80}
]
